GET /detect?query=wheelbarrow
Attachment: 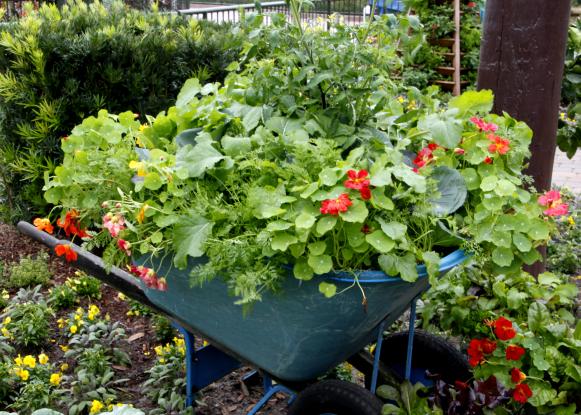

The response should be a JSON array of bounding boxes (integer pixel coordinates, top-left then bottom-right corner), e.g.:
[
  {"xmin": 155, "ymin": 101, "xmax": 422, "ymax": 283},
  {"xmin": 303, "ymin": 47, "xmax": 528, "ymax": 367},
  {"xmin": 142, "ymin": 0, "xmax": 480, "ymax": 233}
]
[{"xmin": 18, "ymin": 221, "xmax": 471, "ymax": 414}]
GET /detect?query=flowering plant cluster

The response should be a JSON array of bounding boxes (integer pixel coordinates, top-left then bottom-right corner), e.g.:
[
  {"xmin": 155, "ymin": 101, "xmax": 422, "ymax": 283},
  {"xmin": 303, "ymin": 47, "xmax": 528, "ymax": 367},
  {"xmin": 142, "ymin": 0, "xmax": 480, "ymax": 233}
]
[{"xmin": 39, "ymin": 10, "xmax": 566, "ymax": 304}]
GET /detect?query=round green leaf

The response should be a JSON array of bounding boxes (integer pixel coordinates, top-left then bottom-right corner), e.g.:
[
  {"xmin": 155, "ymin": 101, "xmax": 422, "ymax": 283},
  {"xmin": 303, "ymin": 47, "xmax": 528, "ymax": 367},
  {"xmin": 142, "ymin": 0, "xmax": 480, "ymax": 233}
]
[
  {"xmin": 315, "ymin": 216, "xmax": 337, "ymax": 235},
  {"xmin": 512, "ymin": 232, "xmax": 532, "ymax": 252},
  {"xmin": 271, "ymin": 232, "xmax": 298, "ymax": 251},
  {"xmin": 492, "ymin": 246, "xmax": 514, "ymax": 267},
  {"xmin": 293, "ymin": 259, "xmax": 314, "ymax": 280},
  {"xmin": 365, "ymin": 230, "xmax": 395, "ymax": 253},
  {"xmin": 295, "ymin": 212, "xmax": 316, "ymax": 229},
  {"xmin": 308, "ymin": 254, "xmax": 333, "ymax": 274},
  {"xmin": 340, "ymin": 199, "xmax": 369, "ymax": 223},
  {"xmin": 319, "ymin": 281, "xmax": 337, "ymax": 298}
]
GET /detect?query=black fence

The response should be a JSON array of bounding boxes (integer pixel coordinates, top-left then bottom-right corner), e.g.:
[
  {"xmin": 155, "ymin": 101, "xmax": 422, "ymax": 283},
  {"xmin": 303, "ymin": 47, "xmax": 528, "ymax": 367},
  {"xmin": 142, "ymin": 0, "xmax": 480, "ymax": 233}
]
[{"xmin": 178, "ymin": 0, "xmax": 370, "ymax": 26}]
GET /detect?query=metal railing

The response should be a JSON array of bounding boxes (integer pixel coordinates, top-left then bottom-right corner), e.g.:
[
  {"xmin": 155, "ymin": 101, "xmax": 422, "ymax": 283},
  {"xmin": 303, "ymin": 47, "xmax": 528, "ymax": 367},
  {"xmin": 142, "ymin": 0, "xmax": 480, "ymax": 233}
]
[{"xmin": 178, "ymin": 0, "xmax": 369, "ymax": 26}]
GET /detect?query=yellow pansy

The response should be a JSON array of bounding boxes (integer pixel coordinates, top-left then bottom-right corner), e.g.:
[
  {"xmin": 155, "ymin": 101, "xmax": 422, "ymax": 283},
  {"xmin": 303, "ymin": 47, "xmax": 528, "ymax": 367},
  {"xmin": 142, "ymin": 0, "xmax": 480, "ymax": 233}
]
[
  {"xmin": 154, "ymin": 345, "xmax": 163, "ymax": 356},
  {"xmin": 50, "ymin": 373, "xmax": 61, "ymax": 386},
  {"xmin": 396, "ymin": 96, "xmax": 405, "ymax": 104},
  {"xmin": 128, "ymin": 160, "xmax": 146, "ymax": 177},
  {"xmin": 59, "ymin": 345, "xmax": 69, "ymax": 352},
  {"xmin": 568, "ymin": 216, "xmax": 576, "ymax": 226},
  {"xmin": 22, "ymin": 355, "xmax": 36, "ymax": 368},
  {"xmin": 1, "ymin": 327, "xmax": 10, "ymax": 338},
  {"xmin": 16, "ymin": 368, "xmax": 29, "ymax": 381},
  {"xmin": 60, "ymin": 363, "xmax": 69, "ymax": 372},
  {"xmin": 2, "ymin": 316, "xmax": 11, "ymax": 325},
  {"xmin": 70, "ymin": 325, "xmax": 78, "ymax": 334},
  {"xmin": 57, "ymin": 318, "xmax": 66, "ymax": 328},
  {"xmin": 90, "ymin": 400, "xmax": 104, "ymax": 414},
  {"xmin": 117, "ymin": 292, "xmax": 127, "ymax": 301},
  {"xmin": 14, "ymin": 355, "xmax": 23, "ymax": 366},
  {"xmin": 38, "ymin": 353, "xmax": 49, "ymax": 365},
  {"xmin": 1, "ymin": 289, "xmax": 8, "ymax": 300}
]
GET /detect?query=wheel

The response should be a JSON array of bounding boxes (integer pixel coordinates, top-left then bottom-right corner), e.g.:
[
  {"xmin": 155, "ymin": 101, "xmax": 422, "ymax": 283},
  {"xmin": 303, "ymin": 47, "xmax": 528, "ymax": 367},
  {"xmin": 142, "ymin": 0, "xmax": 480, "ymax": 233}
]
[
  {"xmin": 288, "ymin": 379, "xmax": 383, "ymax": 415},
  {"xmin": 365, "ymin": 330, "xmax": 471, "ymax": 388}
]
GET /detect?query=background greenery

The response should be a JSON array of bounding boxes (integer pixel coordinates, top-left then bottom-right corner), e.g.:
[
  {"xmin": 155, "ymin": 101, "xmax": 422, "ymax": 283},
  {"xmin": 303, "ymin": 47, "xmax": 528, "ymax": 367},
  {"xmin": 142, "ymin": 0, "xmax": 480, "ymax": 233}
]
[{"xmin": 0, "ymin": 0, "xmax": 240, "ymax": 222}]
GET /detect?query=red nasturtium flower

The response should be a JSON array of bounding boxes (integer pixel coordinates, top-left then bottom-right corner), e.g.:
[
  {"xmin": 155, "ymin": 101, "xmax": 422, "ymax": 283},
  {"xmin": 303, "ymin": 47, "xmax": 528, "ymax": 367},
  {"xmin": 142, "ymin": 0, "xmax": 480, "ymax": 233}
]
[
  {"xmin": 467, "ymin": 338, "xmax": 496, "ymax": 367},
  {"xmin": 511, "ymin": 368, "xmax": 527, "ymax": 384},
  {"xmin": 320, "ymin": 193, "xmax": 352, "ymax": 215},
  {"xmin": 470, "ymin": 117, "xmax": 498, "ymax": 133},
  {"xmin": 467, "ymin": 1, "xmax": 477, "ymax": 7},
  {"xmin": 57, "ymin": 210, "xmax": 89, "ymax": 238},
  {"xmin": 493, "ymin": 317, "xmax": 516, "ymax": 341},
  {"xmin": 54, "ymin": 244, "xmax": 77, "ymax": 262},
  {"xmin": 359, "ymin": 186, "xmax": 371, "ymax": 200},
  {"xmin": 413, "ymin": 147, "xmax": 434, "ymax": 168},
  {"xmin": 487, "ymin": 134, "xmax": 511, "ymax": 155},
  {"xmin": 33, "ymin": 218, "xmax": 54, "ymax": 234},
  {"xmin": 117, "ymin": 239, "xmax": 132, "ymax": 256},
  {"xmin": 344, "ymin": 170, "xmax": 370, "ymax": 190},
  {"xmin": 483, "ymin": 156, "xmax": 493, "ymax": 164},
  {"xmin": 538, "ymin": 190, "xmax": 569, "ymax": 217},
  {"xmin": 506, "ymin": 344, "xmax": 526, "ymax": 361},
  {"xmin": 129, "ymin": 265, "xmax": 167, "ymax": 291},
  {"xmin": 513, "ymin": 383, "xmax": 533, "ymax": 404}
]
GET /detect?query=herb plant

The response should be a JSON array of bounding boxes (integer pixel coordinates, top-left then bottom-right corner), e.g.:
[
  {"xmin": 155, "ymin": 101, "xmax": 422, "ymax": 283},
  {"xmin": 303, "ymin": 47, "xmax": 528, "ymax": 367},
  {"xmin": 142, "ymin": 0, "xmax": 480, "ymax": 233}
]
[{"xmin": 6, "ymin": 252, "xmax": 51, "ymax": 289}]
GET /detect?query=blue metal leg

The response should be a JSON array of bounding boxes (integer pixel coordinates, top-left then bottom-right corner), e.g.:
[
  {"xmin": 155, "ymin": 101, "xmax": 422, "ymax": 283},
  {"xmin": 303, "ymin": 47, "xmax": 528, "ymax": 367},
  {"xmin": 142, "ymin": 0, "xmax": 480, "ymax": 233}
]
[
  {"xmin": 174, "ymin": 324, "xmax": 197, "ymax": 408},
  {"xmin": 369, "ymin": 320, "xmax": 387, "ymax": 394},
  {"xmin": 246, "ymin": 373, "xmax": 296, "ymax": 415},
  {"xmin": 405, "ymin": 297, "xmax": 419, "ymax": 381}
]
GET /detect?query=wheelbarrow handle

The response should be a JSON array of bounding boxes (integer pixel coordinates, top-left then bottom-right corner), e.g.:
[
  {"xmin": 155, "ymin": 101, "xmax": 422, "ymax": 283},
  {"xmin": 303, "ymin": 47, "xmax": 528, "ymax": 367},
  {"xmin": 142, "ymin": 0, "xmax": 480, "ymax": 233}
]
[{"xmin": 17, "ymin": 221, "xmax": 162, "ymax": 314}]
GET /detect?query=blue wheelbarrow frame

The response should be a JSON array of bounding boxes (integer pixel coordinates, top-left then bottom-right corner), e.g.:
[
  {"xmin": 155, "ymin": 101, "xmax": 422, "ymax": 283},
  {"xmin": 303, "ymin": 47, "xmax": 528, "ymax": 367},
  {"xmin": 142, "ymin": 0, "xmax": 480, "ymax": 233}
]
[{"xmin": 18, "ymin": 221, "xmax": 468, "ymax": 414}]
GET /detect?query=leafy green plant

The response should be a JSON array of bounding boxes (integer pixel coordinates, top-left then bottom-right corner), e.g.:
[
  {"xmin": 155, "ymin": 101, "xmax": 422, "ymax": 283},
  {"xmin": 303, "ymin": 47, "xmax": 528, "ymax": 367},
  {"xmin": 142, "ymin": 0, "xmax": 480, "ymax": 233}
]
[
  {"xmin": 1, "ymin": 295, "xmax": 53, "ymax": 348},
  {"xmin": 42, "ymin": 3, "xmax": 561, "ymax": 307},
  {"xmin": 143, "ymin": 337, "xmax": 188, "ymax": 415},
  {"xmin": 0, "ymin": 0, "xmax": 240, "ymax": 221},
  {"xmin": 153, "ymin": 314, "xmax": 177, "ymax": 343},
  {"xmin": 547, "ymin": 190, "xmax": 580, "ymax": 276},
  {"xmin": 48, "ymin": 284, "xmax": 77, "ymax": 310},
  {"xmin": 66, "ymin": 272, "xmax": 102, "ymax": 299},
  {"xmin": 6, "ymin": 252, "xmax": 51, "ymax": 288}
]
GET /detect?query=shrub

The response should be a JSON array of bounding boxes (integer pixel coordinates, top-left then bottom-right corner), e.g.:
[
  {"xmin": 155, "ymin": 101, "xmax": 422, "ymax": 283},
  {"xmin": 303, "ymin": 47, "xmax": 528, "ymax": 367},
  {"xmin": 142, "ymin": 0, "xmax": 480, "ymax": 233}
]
[
  {"xmin": 0, "ymin": 0, "xmax": 240, "ymax": 221},
  {"xmin": 1, "ymin": 301, "xmax": 53, "ymax": 348},
  {"xmin": 6, "ymin": 253, "xmax": 51, "ymax": 288}
]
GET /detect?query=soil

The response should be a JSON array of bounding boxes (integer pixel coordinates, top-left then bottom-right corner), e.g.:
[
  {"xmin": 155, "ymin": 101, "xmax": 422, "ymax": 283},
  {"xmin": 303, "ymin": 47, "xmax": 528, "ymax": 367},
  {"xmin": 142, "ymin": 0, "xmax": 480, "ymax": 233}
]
[{"xmin": 0, "ymin": 223, "xmax": 289, "ymax": 415}]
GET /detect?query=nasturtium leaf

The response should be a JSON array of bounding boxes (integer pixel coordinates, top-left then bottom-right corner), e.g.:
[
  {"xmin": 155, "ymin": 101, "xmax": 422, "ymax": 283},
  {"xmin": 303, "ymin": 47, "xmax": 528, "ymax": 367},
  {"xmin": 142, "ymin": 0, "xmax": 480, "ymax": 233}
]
[
  {"xmin": 429, "ymin": 166, "xmax": 467, "ymax": 215},
  {"xmin": 247, "ymin": 185, "xmax": 292, "ymax": 219},
  {"xmin": 340, "ymin": 199, "xmax": 369, "ymax": 223},
  {"xmin": 528, "ymin": 302, "xmax": 550, "ymax": 332},
  {"xmin": 289, "ymin": 243, "xmax": 305, "ymax": 258},
  {"xmin": 512, "ymin": 232, "xmax": 532, "ymax": 252},
  {"xmin": 461, "ymin": 168, "xmax": 480, "ymax": 190},
  {"xmin": 316, "ymin": 216, "xmax": 337, "ymax": 235},
  {"xmin": 293, "ymin": 259, "xmax": 313, "ymax": 280},
  {"xmin": 519, "ymin": 248, "xmax": 542, "ymax": 265},
  {"xmin": 492, "ymin": 230, "xmax": 512, "ymax": 248},
  {"xmin": 392, "ymin": 167, "xmax": 426, "ymax": 193},
  {"xmin": 295, "ymin": 212, "xmax": 316, "ymax": 229},
  {"xmin": 482, "ymin": 194, "xmax": 505, "ymax": 211},
  {"xmin": 396, "ymin": 253, "xmax": 419, "ymax": 282},
  {"xmin": 480, "ymin": 175, "xmax": 498, "ymax": 192},
  {"xmin": 271, "ymin": 232, "xmax": 298, "ymax": 251},
  {"xmin": 308, "ymin": 241, "xmax": 327, "ymax": 256},
  {"xmin": 370, "ymin": 168, "xmax": 392, "ymax": 187},
  {"xmin": 319, "ymin": 281, "xmax": 337, "ymax": 298},
  {"xmin": 300, "ymin": 182, "xmax": 319, "ymax": 199},
  {"xmin": 528, "ymin": 220, "xmax": 550, "ymax": 240},
  {"xmin": 345, "ymin": 222, "xmax": 366, "ymax": 247},
  {"xmin": 176, "ymin": 78, "xmax": 201, "ymax": 109},
  {"xmin": 150, "ymin": 232, "xmax": 163, "ymax": 244},
  {"xmin": 221, "ymin": 136, "xmax": 251, "ymax": 156},
  {"xmin": 371, "ymin": 188, "xmax": 394, "ymax": 210},
  {"xmin": 143, "ymin": 172, "xmax": 163, "ymax": 190},
  {"xmin": 378, "ymin": 254, "xmax": 397, "ymax": 275},
  {"xmin": 377, "ymin": 218, "xmax": 407, "ymax": 240},
  {"xmin": 417, "ymin": 112, "xmax": 463, "ymax": 148},
  {"xmin": 308, "ymin": 254, "xmax": 333, "ymax": 274},
  {"xmin": 173, "ymin": 215, "xmax": 213, "ymax": 268},
  {"xmin": 266, "ymin": 221, "xmax": 293, "ymax": 231},
  {"xmin": 507, "ymin": 288, "xmax": 528, "ymax": 309},
  {"xmin": 492, "ymin": 247, "xmax": 514, "ymax": 267},
  {"xmin": 365, "ymin": 230, "xmax": 395, "ymax": 253},
  {"xmin": 494, "ymin": 179, "xmax": 517, "ymax": 197},
  {"xmin": 176, "ymin": 142, "xmax": 225, "ymax": 178},
  {"xmin": 319, "ymin": 168, "xmax": 343, "ymax": 186},
  {"xmin": 448, "ymin": 89, "xmax": 494, "ymax": 116}
]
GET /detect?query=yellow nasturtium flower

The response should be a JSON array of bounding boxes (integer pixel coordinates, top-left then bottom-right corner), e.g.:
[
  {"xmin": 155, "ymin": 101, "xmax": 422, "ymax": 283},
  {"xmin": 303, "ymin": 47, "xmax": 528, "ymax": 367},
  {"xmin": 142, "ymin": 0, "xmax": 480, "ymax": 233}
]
[
  {"xmin": 22, "ymin": 355, "xmax": 36, "ymax": 368},
  {"xmin": 38, "ymin": 353, "xmax": 49, "ymax": 365},
  {"xmin": 50, "ymin": 373, "xmax": 61, "ymax": 386},
  {"xmin": 90, "ymin": 400, "xmax": 104, "ymax": 414}
]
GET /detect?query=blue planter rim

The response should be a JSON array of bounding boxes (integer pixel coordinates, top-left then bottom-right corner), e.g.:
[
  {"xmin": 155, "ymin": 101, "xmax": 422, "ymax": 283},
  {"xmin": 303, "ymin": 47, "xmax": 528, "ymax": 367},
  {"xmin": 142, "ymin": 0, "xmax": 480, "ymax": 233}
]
[{"xmin": 322, "ymin": 249, "xmax": 468, "ymax": 284}]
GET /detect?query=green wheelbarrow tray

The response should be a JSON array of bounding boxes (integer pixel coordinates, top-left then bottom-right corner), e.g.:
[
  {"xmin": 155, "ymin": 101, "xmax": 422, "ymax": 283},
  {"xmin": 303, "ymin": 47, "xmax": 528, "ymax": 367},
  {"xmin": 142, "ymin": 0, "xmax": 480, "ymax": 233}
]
[{"xmin": 17, "ymin": 221, "xmax": 468, "ymax": 384}]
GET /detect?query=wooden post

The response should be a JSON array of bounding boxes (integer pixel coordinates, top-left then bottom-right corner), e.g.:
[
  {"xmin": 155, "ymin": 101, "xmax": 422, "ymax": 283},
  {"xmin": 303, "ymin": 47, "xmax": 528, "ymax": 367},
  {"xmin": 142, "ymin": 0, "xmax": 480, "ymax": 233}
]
[
  {"xmin": 477, "ymin": 0, "xmax": 571, "ymax": 192},
  {"xmin": 453, "ymin": 0, "xmax": 461, "ymax": 96},
  {"xmin": 477, "ymin": 0, "xmax": 571, "ymax": 274}
]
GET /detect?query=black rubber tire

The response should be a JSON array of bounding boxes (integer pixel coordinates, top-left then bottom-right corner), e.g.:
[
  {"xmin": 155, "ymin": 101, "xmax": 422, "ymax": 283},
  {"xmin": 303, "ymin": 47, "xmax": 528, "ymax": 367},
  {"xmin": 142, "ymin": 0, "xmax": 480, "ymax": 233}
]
[
  {"xmin": 365, "ymin": 330, "xmax": 471, "ymax": 388},
  {"xmin": 288, "ymin": 379, "xmax": 383, "ymax": 415}
]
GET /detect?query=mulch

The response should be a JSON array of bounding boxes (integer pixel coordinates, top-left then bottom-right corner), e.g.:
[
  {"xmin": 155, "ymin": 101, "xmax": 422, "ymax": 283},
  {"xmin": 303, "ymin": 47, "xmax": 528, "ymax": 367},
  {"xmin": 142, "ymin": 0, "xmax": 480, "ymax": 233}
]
[{"xmin": 0, "ymin": 223, "xmax": 289, "ymax": 414}]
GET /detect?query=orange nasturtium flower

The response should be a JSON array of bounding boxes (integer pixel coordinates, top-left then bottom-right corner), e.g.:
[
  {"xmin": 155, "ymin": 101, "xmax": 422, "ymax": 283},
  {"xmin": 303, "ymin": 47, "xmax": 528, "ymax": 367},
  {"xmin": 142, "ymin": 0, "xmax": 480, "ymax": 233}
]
[
  {"xmin": 57, "ymin": 210, "xmax": 89, "ymax": 238},
  {"xmin": 33, "ymin": 218, "xmax": 54, "ymax": 234},
  {"xmin": 54, "ymin": 244, "xmax": 78, "ymax": 262},
  {"xmin": 487, "ymin": 134, "xmax": 511, "ymax": 155}
]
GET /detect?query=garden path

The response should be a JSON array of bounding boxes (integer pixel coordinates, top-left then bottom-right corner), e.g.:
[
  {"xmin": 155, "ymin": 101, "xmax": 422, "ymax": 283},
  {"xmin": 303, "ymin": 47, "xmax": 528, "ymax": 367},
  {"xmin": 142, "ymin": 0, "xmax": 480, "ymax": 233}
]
[{"xmin": 552, "ymin": 149, "xmax": 581, "ymax": 192}]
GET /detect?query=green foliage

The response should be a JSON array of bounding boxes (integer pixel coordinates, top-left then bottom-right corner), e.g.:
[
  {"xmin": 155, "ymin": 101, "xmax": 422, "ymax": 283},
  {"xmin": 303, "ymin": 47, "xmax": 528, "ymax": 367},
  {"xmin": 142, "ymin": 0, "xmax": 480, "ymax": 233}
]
[
  {"xmin": 6, "ymin": 252, "xmax": 51, "ymax": 289},
  {"xmin": 558, "ymin": 19, "xmax": 581, "ymax": 158},
  {"xmin": 48, "ymin": 284, "xmax": 77, "ymax": 310},
  {"xmin": 0, "ymin": 0, "xmax": 240, "ymax": 221},
  {"xmin": 142, "ymin": 338, "xmax": 189, "ymax": 415},
  {"xmin": 1, "ymin": 293, "xmax": 52, "ymax": 348},
  {"xmin": 153, "ymin": 314, "xmax": 177, "ymax": 343},
  {"xmin": 421, "ymin": 265, "xmax": 580, "ymax": 412},
  {"xmin": 66, "ymin": 273, "xmax": 102, "ymax": 299}
]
